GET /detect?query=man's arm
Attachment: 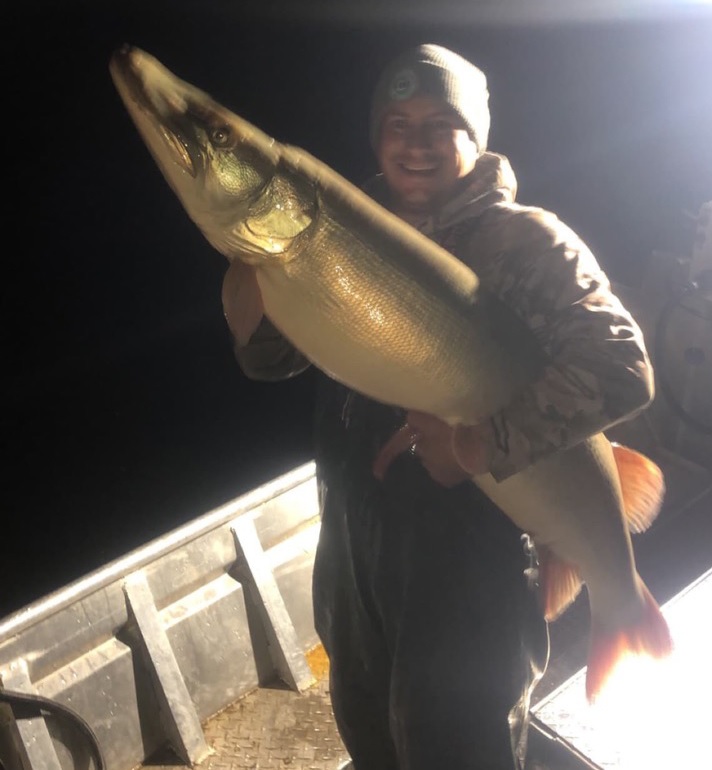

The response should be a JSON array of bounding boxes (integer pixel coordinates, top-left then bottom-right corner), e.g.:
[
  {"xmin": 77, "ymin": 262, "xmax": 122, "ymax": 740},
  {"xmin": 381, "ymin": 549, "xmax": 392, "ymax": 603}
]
[
  {"xmin": 409, "ymin": 207, "xmax": 654, "ymax": 486},
  {"xmin": 222, "ymin": 260, "xmax": 310, "ymax": 382},
  {"xmin": 478, "ymin": 207, "xmax": 654, "ymax": 481}
]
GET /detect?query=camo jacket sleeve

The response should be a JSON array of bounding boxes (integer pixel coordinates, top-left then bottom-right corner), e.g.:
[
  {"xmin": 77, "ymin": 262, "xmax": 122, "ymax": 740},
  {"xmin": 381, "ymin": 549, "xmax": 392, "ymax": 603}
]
[
  {"xmin": 466, "ymin": 204, "xmax": 655, "ymax": 482},
  {"xmin": 234, "ymin": 317, "xmax": 311, "ymax": 382}
]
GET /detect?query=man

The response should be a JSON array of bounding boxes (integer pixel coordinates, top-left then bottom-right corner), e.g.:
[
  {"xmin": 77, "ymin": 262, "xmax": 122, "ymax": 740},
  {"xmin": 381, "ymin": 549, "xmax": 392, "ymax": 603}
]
[{"xmin": 224, "ymin": 44, "xmax": 654, "ymax": 770}]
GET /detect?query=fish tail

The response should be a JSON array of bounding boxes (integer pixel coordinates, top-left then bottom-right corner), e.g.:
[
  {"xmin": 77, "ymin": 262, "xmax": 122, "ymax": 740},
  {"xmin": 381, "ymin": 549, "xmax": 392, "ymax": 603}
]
[{"xmin": 585, "ymin": 578, "xmax": 673, "ymax": 702}]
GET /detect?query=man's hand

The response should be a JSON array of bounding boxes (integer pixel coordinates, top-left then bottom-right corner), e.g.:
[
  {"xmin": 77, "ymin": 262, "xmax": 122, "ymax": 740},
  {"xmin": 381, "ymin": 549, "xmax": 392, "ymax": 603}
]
[{"xmin": 406, "ymin": 410, "xmax": 495, "ymax": 487}]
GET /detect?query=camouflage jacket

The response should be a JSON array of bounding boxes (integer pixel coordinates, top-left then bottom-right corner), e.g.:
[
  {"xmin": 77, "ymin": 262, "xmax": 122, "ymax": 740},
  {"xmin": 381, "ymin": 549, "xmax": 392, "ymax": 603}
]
[{"xmin": 236, "ymin": 151, "xmax": 654, "ymax": 481}]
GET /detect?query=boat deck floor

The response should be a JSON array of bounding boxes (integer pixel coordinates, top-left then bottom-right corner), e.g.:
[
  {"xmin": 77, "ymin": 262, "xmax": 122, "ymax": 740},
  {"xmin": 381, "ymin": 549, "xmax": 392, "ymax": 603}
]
[{"xmin": 144, "ymin": 646, "xmax": 351, "ymax": 770}]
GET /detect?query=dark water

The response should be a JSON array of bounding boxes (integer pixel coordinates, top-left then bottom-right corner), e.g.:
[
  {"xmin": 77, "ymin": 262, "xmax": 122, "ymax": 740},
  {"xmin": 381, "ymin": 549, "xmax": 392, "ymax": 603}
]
[{"xmin": 4, "ymin": 1, "xmax": 712, "ymax": 618}]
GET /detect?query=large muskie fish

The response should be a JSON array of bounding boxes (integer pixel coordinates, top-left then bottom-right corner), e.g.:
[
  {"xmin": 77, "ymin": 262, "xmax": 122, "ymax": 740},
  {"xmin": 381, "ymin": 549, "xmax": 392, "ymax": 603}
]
[{"xmin": 110, "ymin": 46, "xmax": 672, "ymax": 701}]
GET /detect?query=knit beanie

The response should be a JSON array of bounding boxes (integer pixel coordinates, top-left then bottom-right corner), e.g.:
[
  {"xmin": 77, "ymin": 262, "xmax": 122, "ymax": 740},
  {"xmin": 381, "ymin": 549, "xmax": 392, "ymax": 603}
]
[{"xmin": 369, "ymin": 44, "xmax": 490, "ymax": 153}]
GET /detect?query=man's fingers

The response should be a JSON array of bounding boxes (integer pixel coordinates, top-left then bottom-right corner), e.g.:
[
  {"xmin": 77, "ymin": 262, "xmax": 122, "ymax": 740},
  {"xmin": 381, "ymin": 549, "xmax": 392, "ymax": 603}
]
[
  {"xmin": 373, "ymin": 424, "xmax": 419, "ymax": 480},
  {"xmin": 452, "ymin": 422, "xmax": 494, "ymax": 476}
]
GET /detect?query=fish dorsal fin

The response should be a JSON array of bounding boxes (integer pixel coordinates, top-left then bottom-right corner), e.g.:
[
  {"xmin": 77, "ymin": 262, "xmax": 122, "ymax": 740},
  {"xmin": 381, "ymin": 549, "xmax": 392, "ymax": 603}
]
[
  {"xmin": 536, "ymin": 543, "xmax": 584, "ymax": 622},
  {"xmin": 611, "ymin": 443, "xmax": 665, "ymax": 534},
  {"xmin": 221, "ymin": 260, "xmax": 265, "ymax": 346}
]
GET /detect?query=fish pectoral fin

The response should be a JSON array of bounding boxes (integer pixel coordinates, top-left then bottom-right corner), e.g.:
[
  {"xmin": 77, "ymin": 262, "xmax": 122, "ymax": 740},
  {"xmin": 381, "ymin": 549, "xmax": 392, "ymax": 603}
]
[
  {"xmin": 585, "ymin": 577, "xmax": 673, "ymax": 702},
  {"xmin": 612, "ymin": 443, "xmax": 665, "ymax": 534},
  {"xmin": 221, "ymin": 260, "xmax": 265, "ymax": 346},
  {"xmin": 537, "ymin": 544, "xmax": 583, "ymax": 622}
]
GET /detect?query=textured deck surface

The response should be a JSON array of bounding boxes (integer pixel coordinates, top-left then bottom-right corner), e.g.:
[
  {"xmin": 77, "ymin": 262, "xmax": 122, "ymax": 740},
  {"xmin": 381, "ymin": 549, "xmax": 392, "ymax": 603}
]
[
  {"xmin": 144, "ymin": 646, "xmax": 351, "ymax": 770},
  {"xmin": 198, "ymin": 678, "xmax": 348, "ymax": 770}
]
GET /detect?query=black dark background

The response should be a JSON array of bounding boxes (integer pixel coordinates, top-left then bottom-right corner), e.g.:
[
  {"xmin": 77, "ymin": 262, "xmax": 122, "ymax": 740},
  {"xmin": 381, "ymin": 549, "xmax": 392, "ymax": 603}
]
[{"xmin": 4, "ymin": 0, "xmax": 712, "ymax": 618}]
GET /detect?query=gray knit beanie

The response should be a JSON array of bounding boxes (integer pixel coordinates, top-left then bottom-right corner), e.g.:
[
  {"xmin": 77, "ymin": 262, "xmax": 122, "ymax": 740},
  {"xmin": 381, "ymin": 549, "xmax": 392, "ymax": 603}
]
[{"xmin": 369, "ymin": 44, "xmax": 490, "ymax": 153}]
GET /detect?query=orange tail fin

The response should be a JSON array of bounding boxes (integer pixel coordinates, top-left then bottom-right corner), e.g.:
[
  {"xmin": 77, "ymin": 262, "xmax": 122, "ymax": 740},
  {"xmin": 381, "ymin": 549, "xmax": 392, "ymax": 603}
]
[{"xmin": 585, "ymin": 579, "xmax": 673, "ymax": 702}]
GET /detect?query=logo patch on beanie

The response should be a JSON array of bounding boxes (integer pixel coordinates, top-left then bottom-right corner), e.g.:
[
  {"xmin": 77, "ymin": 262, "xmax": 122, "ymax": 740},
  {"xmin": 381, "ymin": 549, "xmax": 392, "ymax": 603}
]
[{"xmin": 389, "ymin": 68, "xmax": 418, "ymax": 101}]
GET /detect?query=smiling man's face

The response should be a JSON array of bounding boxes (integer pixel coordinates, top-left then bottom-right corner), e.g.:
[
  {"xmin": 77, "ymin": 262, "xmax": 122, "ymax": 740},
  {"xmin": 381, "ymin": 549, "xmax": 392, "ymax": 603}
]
[{"xmin": 376, "ymin": 93, "xmax": 480, "ymax": 225}]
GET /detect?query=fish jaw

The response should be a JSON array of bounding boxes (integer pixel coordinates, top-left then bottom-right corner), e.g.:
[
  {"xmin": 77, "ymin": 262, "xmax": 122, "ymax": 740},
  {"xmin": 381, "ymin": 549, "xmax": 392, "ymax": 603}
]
[{"xmin": 109, "ymin": 46, "xmax": 315, "ymax": 263}]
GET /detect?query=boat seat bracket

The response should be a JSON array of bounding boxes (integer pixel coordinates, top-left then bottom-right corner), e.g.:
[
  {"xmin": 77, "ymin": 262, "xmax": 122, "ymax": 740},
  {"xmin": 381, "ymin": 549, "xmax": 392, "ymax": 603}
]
[
  {"xmin": 231, "ymin": 516, "xmax": 315, "ymax": 693},
  {"xmin": 123, "ymin": 573, "xmax": 212, "ymax": 766}
]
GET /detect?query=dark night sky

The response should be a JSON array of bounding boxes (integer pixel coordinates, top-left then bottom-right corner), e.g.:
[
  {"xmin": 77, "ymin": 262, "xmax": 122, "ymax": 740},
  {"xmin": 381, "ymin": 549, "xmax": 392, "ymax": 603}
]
[{"xmin": 3, "ymin": 0, "xmax": 712, "ymax": 617}]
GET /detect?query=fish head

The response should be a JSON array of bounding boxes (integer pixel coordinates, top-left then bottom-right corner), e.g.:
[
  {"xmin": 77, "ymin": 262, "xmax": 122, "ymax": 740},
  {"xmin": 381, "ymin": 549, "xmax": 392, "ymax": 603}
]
[{"xmin": 110, "ymin": 46, "xmax": 316, "ymax": 264}]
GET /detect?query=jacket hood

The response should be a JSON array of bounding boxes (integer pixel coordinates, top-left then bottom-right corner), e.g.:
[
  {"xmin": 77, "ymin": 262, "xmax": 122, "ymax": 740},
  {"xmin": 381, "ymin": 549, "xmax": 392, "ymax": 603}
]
[{"xmin": 362, "ymin": 151, "xmax": 517, "ymax": 236}]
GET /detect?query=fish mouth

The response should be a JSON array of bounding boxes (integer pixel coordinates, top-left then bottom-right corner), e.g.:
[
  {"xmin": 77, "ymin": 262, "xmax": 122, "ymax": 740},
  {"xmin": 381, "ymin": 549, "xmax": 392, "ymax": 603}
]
[{"xmin": 110, "ymin": 45, "xmax": 201, "ymax": 179}]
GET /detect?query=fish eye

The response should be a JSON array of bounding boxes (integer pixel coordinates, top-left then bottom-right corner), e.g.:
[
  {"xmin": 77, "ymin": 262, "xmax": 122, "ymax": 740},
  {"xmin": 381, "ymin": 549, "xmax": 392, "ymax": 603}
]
[{"xmin": 211, "ymin": 125, "xmax": 233, "ymax": 147}]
